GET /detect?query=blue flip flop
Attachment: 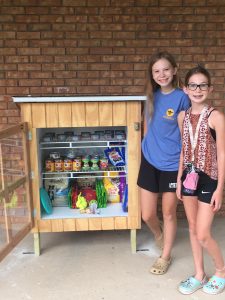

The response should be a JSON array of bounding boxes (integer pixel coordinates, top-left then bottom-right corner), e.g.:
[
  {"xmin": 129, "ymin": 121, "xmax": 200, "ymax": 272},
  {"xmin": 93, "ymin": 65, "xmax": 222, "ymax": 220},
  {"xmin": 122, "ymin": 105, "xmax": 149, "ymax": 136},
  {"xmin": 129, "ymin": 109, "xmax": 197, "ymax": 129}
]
[{"xmin": 203, "ymin": 275, "xmax": 225, "ymax": 295}]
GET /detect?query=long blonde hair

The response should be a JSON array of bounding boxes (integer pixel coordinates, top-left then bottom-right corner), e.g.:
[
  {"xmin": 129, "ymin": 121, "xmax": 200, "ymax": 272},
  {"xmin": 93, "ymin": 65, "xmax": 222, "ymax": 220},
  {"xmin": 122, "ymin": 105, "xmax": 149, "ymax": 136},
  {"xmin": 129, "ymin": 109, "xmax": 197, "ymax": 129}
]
[{"xmin": 145, "ymin": 51, "xmax": 180, "ymax": 119}]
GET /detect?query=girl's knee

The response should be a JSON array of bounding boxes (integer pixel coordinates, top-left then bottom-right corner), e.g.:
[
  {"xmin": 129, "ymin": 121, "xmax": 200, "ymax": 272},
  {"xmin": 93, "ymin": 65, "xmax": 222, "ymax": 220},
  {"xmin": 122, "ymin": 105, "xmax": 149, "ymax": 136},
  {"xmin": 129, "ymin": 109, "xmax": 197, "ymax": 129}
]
[
  {"xmin": 162, "ymin": 211, "xmax": 176, "ymax": 222},
  {"xmin": 197, "ymin": 232, "xmax": 211, "ymax": 247},
  {"xmin": 141, "ymin": 212, "xmax": 157, "ymax": 224}
]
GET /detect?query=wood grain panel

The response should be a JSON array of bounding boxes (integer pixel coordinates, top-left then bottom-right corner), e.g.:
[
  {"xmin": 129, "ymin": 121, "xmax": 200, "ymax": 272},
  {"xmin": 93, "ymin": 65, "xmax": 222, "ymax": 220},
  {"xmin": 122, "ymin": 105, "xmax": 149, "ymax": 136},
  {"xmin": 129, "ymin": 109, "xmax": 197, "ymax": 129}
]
[
  {"xmin": 63, "ymin": 219, "xmax": 76, "ymax": 231},
  {"xmin": 20, "ymin": 103, "xmax": 32, "ymax": 126},
  {"xmin": 76, "ymin": 218, "xmax": 89, "ymax": 231},
  {"xmin": 85, "ymin": 102, "xmax": 99, "ymax": 126},
  {"xmin": 112, "ymin": 102, "xmax": 126, "ymax": 126},
  {"xmin": 30, "ymin": 128, "xmax": 41, "ymax": 222},
  {"xmin": 38, "ymin": 220, "xmax": 52, "ymax": 232},
  {"xmin": 31, "ymin": 104, "xmax": 46, "ymax": 128},
  {"xmin": 46, "ymin": 103, "xmax": 58, "ymax": 127},
  {"xmin": 101, "ymin": 218, "xmax": 114, "ymax": 230},
  {"xmin": 114, "ymin": 217, "xmax": 127, "ymax": 229},
  {"xmin": 88, "ymin": 218, "xmax": 102, "ymax": 230},
  {"xmin": 127, "ymin": 102, "xmax": 141, "ymax": 229},
  {"xmin": 58, "ymin": 103, "xmax": 72, "ymax": 127},
  {"xmin": 98, "ymin": 102, "xmax": 113, "ymax": 126},
  {"xmin": 72, "ymin": 102, "xmax": 85, "ymax": 127},
  {"xmin": 51, "ymin": 219, "xmax": 63, "ymax": 232}
]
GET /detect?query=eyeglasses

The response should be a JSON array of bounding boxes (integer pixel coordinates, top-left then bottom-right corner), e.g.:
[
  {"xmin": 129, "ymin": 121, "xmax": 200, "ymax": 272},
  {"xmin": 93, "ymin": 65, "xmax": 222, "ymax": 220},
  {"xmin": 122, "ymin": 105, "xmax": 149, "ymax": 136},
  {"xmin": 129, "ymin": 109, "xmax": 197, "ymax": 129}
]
[{"xmin": 187, "ymin": 83, "xmax": 209, "ymax": 91}]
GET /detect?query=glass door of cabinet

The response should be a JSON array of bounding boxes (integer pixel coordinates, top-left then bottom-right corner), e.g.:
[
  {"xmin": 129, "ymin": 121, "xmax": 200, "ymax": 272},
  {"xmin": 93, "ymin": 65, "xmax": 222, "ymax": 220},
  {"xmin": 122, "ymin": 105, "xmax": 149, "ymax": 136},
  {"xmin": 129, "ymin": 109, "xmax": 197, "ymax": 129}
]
[{"xmin": 0, "ymin": 122, "xmax": 33, "ymax": 262}]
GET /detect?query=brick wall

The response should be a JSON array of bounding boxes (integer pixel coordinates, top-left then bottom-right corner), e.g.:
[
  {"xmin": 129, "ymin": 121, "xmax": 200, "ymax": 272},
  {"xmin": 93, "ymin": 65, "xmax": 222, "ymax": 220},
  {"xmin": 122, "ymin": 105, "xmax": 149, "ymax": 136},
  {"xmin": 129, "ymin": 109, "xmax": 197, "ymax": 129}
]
[{"xmin": 0, "ymin": 0, "xmax": 225, "ymax": 216}]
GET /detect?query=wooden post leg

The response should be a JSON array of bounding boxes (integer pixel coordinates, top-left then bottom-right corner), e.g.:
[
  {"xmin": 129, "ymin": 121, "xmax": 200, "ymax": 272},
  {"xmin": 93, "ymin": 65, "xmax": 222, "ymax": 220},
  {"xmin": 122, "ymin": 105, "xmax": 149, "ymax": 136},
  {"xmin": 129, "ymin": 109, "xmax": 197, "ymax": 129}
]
[
  {"xmin": 34, "ymin": 232, "xmax": 40, "ymax": 256},
  {"xmin": 130, "ymin": 229, "xmax": 136, "ymax": 254}
]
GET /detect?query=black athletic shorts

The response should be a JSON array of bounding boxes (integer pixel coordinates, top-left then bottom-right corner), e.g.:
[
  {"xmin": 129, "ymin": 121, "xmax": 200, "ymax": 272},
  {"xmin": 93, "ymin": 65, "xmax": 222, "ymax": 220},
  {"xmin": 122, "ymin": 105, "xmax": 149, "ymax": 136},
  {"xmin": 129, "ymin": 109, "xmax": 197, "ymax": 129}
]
[
  {"xmin": 137, "ymin": 152, "xmax": 178, "ymax": 193},
  {"xmin": 181, "ymin": 169, "xmax": 218, "ymax": 204}
]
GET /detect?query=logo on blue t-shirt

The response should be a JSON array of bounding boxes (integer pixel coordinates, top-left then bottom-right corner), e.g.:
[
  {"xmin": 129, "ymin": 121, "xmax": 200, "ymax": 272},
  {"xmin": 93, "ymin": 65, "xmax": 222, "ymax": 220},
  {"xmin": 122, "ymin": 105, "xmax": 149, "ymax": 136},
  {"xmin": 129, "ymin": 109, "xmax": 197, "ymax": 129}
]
[{"xmin": 163, "ymin": 108, "xmax": 175, "ymax": 120}]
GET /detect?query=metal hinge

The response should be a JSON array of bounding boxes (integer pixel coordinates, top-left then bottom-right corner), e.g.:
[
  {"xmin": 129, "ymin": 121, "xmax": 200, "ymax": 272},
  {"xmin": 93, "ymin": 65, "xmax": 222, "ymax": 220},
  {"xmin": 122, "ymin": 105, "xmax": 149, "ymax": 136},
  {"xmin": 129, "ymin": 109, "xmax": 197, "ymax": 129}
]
[
  {"xmin": 32, "ymin": 208, "xmax": 36, "ymax": 218},
  {"xmin": 134, "ymin": 122, "xmax": 140, "ymax": 131},
  {"xmin": 28, "ymin": 131, "xmax": 32, "ymax": 141},
  {"xmin": 30, "ymin": 171, "xmax": 34, "ymax": 179}
]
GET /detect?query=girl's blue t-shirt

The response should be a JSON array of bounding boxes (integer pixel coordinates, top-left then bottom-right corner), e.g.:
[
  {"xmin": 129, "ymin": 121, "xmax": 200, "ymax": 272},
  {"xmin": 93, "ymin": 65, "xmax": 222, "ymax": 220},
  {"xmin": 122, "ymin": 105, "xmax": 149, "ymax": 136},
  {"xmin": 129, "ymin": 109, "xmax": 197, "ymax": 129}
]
[{"xmin": 142, "ymin": 88, "xmax": 190, "ymax": 171}]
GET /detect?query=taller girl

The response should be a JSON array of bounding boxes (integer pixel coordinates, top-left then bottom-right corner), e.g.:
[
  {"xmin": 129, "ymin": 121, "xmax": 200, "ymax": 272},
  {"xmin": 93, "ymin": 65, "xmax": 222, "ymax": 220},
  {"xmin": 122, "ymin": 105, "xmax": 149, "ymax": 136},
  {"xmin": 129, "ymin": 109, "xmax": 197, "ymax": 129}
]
[{"xmin": 137, "ymin": 52, "xmax": 190, "ymax": 275}]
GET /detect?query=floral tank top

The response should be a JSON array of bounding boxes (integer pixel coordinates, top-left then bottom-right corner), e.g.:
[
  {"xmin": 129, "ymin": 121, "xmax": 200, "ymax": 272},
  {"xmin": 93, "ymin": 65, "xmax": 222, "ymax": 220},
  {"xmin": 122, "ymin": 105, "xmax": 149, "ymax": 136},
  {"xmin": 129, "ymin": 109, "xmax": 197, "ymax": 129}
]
[{"xmin": 182, "ymin": 106, "xmax": 218, "ymax": 180}]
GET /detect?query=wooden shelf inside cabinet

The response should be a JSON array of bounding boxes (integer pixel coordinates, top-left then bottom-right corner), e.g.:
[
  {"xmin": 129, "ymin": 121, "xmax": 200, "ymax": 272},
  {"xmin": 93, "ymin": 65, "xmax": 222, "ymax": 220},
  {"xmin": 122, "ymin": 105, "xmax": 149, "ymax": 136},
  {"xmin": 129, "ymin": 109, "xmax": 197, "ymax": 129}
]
[
  {"xmin": 39, "ymin": 139, "xmax": 127, "ymax": 150},
  {"xmin": 42, "ymin": 166, "xmax": 127, "ymax": 179},
  {"xmin": 41, "ymin": 203, "xmax": 128, "ymax": 220}
]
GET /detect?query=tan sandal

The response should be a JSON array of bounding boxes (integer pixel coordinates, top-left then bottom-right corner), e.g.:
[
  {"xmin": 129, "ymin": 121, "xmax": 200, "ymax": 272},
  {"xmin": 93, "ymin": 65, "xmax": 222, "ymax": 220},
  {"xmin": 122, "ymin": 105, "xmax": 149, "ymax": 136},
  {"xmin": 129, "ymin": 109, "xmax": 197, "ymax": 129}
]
[
  {"xmin": 155, "ymin": 221, "xmax": 164, "ymax": 250},
  {"xmin": 150, "ymin": 256, "xmax": 171, "ymax": 275}
]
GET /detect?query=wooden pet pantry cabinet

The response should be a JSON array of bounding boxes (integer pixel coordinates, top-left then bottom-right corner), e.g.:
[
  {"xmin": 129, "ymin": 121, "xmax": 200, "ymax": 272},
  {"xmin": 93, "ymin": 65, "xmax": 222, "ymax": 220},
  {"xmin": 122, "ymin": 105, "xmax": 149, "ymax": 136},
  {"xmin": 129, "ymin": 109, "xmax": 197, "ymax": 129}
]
[{"xmin": 0, "ymin": 96, "xmax": 144, "ymax": 260}]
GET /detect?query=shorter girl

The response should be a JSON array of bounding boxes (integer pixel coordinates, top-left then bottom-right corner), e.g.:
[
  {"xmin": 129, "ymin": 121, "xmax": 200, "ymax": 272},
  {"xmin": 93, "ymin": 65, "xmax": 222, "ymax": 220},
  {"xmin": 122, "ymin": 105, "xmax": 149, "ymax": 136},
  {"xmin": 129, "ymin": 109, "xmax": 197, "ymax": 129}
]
[{"xmin": 177, "ymin": 65, "xmax": 225, "ymax": 295}]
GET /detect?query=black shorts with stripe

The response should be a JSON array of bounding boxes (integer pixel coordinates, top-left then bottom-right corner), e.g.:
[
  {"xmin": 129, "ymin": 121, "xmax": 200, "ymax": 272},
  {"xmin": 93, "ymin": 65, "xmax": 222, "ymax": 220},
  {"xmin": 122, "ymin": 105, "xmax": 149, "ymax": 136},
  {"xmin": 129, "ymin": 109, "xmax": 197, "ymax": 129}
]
[
  {"xmin": 137, "ymin": 152, "xmax": 178, "ymax": 193},
  {"xmin": 181, "ymin": 169, "xmax": 218, "ymax": 204}
]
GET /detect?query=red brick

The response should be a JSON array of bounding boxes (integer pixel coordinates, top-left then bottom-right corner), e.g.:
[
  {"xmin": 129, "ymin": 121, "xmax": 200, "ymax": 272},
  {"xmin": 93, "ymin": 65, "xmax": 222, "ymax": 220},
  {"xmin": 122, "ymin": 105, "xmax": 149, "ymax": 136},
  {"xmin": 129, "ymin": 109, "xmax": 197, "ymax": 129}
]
[
  {"xmin": 30, "ymin": 56, "xmax": 54, "ymax": 63},
  {"xmin": 30, "ymin": 72, "xmax": 53, "ymax": 79},
  {"xmin": 42, "ymin": 48, "xmax": 66, "ymax": 55},
  {"xmin": 28, "ymin": 24, "xmax": 52, "ymax": 31},
  {"xmin": 0, "ymin": 31, "xmax": 16, "ymax": 40},
  {"xmin": 17, "ymin": 32, "xmax": 40, "ymax": 39},
  {"xmin": 18, "ymin": 64, "xmax": 41, "ymax": 71},
  {"xmin": 89, "ymin": 63, "xmax": 110, "ymax": 70},
  {"xmin": 19, "ymin": 79, "xmax": 42, "ymax": 87},
  {"xmin": 99, "ymin": 7, "xmax": 123, "ymax": 14},
  {"xmin": 67, "ymin": 63, "xmax": 88, "ymax": 70},
  {"xmin": 25, "ymin": 7, "xmax": 49, "ymax": 14},
  {"xmin": 3, "ymin": 24, "xmax": 27, "ymax": 31},
  {"xmin": 90, "ymin": 31, "xmax": 112, "ymax": 39},
  {"xmin": 77, "ymin": 23, "xmax": 99, "ymax": 31},
  {"xmin": 17, "ymin": 48, "xmax": 41, "ymax": 55},
  {"xmin": 40, "ymin": 15, "xmax": 63, "ymax": 23},
  {"xmin": 1, "ymin": 7, "xmax": 25, "ymax": 14},
  {"xmin": 29, "ymin": 87, "xmax": 53, "ymax": 94},
  {"xmin": 41, "ymin": 63, "xmax": 65, "ymax": 71},
  {"xmin": 160, "ymin": 0, "xmax": 182, "ymax": 5},
  {"xmin": 75, "ymin": 7, "xmax": 99, "ymax": 15},
  {"xmin": 88, "ymin": 0, "xmax": 112, "ymax": 6},
  {"xmin": 77, "ymin": 86, "xmax": 100, "ymax": 94},
  {"xmin": 6, "ymin": 87, "xmax": 29, "ymax": 95},
  {"xmin": 113, "ymin": 32, "xmax": 135, "ymax": 39},
  {"xmin": 42, "ymin": 79, "xmax": 64, "ymax": 86},
  {"xmin": 63, "ymin": 0, "xmax": 87, "ymax": 6},
  {"xmin": 111, "ymin": 0, "xmax": 135, "ymax": 6},
  {"xmin": 183, "ymin": 0, "xmax": 206, "ymax": 5},
  {"xmin": 66, "ymin": 48, "xmax": 89, "ymax": 55},
  {"xmin": 102, "ymin": 55, "xmax": 124, "ymax": 63},
  {"xmin": 77, "ymin": 71, "xmax": 100, "ymax": 78},
  {"xmin": 111, "ymin": 78, "xmax": 133, "ymax": 85},
  {"xmin": 54, "ymin": 55, "xmax": 75, "ymax": 63},
  {"xmin": 64, "ymin": 16, "xmax": 87, "ymax": 23},
  {"xmin": 100, "ymin": 86, "xmax": 122, "ymax": 94},
  {"xmin": 88, "ymin": 78, "xmax": 110, "ymax": 85}
]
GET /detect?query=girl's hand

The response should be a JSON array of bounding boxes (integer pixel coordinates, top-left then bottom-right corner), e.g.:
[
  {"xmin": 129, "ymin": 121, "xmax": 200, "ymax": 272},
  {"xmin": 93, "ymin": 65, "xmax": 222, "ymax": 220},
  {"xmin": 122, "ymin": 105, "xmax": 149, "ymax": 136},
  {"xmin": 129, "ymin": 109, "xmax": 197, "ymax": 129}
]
[
  {"xmin": 176, "ymin": 180, "xmax": 183, "ymax": 201},
  {"xmin": 210, "ymin": 189, "xmax": 223, "ymax": 212}
]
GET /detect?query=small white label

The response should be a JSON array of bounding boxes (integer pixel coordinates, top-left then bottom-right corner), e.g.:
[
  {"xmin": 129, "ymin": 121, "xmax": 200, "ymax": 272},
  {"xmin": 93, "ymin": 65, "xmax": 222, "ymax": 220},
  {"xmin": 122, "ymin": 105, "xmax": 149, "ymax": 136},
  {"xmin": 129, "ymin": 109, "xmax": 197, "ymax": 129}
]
[{"xmin": 169, "ymin": 183, "xmax": 177, "ymax": 188}]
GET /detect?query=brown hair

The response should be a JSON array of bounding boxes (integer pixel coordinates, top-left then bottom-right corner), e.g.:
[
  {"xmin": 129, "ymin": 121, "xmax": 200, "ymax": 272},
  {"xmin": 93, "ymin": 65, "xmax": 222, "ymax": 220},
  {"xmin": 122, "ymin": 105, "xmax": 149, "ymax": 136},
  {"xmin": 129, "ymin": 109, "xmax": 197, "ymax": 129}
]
[
  {"xmin": 145, "ymin": 51, "xmax": 180, "ymax": 118},
  {"xmin": 185, "ymin": 65, "xmax": 211, "ymax": 86}
]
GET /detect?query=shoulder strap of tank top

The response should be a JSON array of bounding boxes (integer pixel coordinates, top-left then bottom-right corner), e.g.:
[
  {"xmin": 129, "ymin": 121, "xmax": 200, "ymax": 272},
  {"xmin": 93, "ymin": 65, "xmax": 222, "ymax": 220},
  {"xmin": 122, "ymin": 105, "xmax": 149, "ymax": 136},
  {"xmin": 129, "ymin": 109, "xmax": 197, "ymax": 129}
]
[{"xmin": 207, "ymin": 108, "xmax": 216, "ymax": 118}]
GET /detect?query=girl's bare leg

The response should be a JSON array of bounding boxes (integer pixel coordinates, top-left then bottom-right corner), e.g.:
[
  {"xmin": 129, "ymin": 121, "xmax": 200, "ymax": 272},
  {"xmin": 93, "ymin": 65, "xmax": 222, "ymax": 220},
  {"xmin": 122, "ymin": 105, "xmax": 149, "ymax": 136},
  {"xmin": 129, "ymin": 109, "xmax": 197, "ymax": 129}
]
[
  {"xmin": 196, "ymin": 201, "xmax": 225, "ymax": 278},
  {"xmin": 161, "ymin": 192, "xmax": 177, "ymax": 260},
  {"xmin": 140, "ymin": 188, "xmax": 161, "ymax": 239},
  {"xmin": 183, "ymin": 196, "xmax": 205, "ymax": 281}
]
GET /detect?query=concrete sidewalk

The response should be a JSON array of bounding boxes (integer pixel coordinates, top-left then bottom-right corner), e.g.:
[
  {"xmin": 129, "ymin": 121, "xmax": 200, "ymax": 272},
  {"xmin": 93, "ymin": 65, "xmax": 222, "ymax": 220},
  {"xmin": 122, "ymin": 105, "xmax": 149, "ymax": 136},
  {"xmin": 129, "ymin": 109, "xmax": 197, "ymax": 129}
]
[{"xmin": 0, "ymin": 217, "xmax": 225, "ymax": 300}]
